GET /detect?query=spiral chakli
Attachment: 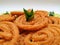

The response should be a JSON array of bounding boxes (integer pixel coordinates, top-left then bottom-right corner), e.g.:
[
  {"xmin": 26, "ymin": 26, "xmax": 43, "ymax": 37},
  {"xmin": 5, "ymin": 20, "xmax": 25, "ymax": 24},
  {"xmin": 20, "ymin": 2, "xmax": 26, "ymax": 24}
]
[
  {"xmin": 14, "ymin": 14, "xmax": 48, "ymax": 31},
  {"xmin": 35, "ymin": 10, "xmax": 48, "ymax": 17},
  {"xmin": 24, "ymin": 24, "xmax": 60, "ymax": 45},
  {"xmin": 0, "ymin": 14, "xmax": 15, "ymax": 21},
  {"xmin": 0, "ymin": 21, "xmax": 19, "ymax": 45},
  {"xmin": 48, "ymin": 16, "xmax": 60, "ymax": 24}
]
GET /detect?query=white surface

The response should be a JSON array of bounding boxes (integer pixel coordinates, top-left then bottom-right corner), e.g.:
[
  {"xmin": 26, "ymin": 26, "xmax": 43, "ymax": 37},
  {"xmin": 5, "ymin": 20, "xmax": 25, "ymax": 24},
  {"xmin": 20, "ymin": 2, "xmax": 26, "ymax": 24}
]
[{"xmin": 0, "ymin": 0, "xmax": 60, "ymax": 14}]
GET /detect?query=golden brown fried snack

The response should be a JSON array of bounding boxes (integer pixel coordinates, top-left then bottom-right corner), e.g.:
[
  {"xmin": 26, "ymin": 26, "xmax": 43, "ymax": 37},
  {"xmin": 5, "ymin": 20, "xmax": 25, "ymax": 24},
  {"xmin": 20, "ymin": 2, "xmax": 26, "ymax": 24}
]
[
  {"xmin": 19, "ymin": 35, "xmax": 24, "ymax": 45},
  {"xmin": 35, "ymin": 10, "xmax": 48, "ymax": 17},
  {"xmin": 19, "ymin": 33, "xmax": 27, "ymax": 45},
  {"xmin": 19, "ymin": 30, "xmax": 36, "ymax": 45},
  {"xmin": 0, "ymin": 21, "xmax": 19, "ymax": 45},
  {"xmin": 19, "ymin": 31, "xmax": 29, "ymax": 45},
  {"xmin": 14, "ymin": 14, "xmax": 48, "ymax": 31},
  {"xmin": 24, "ymin": 24, "xmax": 60, "ymax": 45},
  {"xmin": 10, "ymin": 11, "xmax": 24, "ymax": 16},
  {"xmin": 0, "ymin": 14, "xmax": 15, "ymax": 21},
  {"xmin": 48, "ymin": 16, "xmax": 60, "ymax": 24}
]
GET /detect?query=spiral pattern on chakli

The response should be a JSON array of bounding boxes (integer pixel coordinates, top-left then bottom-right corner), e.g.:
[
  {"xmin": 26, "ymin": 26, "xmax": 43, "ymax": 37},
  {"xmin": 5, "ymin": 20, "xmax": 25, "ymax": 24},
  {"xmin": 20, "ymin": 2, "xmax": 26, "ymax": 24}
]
[
  {"xmin": 35, "ymin": 10, "xmax": 48, "ymax": 17},
  {"xmin": 14, "ymin": 14, "xmax": 48, "ymax": 31},
  {"xmin": 24, "ymin": 24, "xmax": 60, "ymax": 45},
  {"xmin": 48, "ymin": 16, "xmax": 60, "ymax": 24},
  {"xmin": 0, "ymin": 14, "xmax": 15, "ymax": 21},
  {"xmin": 0, "ymin": 21, "xmax": 19, "ymax": 45}
]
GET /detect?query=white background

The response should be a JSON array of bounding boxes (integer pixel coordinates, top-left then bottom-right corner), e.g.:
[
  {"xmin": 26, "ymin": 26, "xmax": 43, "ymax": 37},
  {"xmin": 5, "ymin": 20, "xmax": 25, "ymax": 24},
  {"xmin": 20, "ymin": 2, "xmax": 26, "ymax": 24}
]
[{"xmin": 0, "ymin": 0, "xmax": 60, "ymax": 14}]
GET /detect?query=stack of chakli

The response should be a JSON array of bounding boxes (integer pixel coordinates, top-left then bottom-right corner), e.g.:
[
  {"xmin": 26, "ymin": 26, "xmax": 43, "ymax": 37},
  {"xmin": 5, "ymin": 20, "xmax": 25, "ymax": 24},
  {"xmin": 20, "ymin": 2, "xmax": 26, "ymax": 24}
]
[
  {"xmin": 14, "ymin": 9, "xmax": 60, "ymax": 45},
  {"xmin": 0, "ymin": 9, "xmax": 60, "ymax": 45}
]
